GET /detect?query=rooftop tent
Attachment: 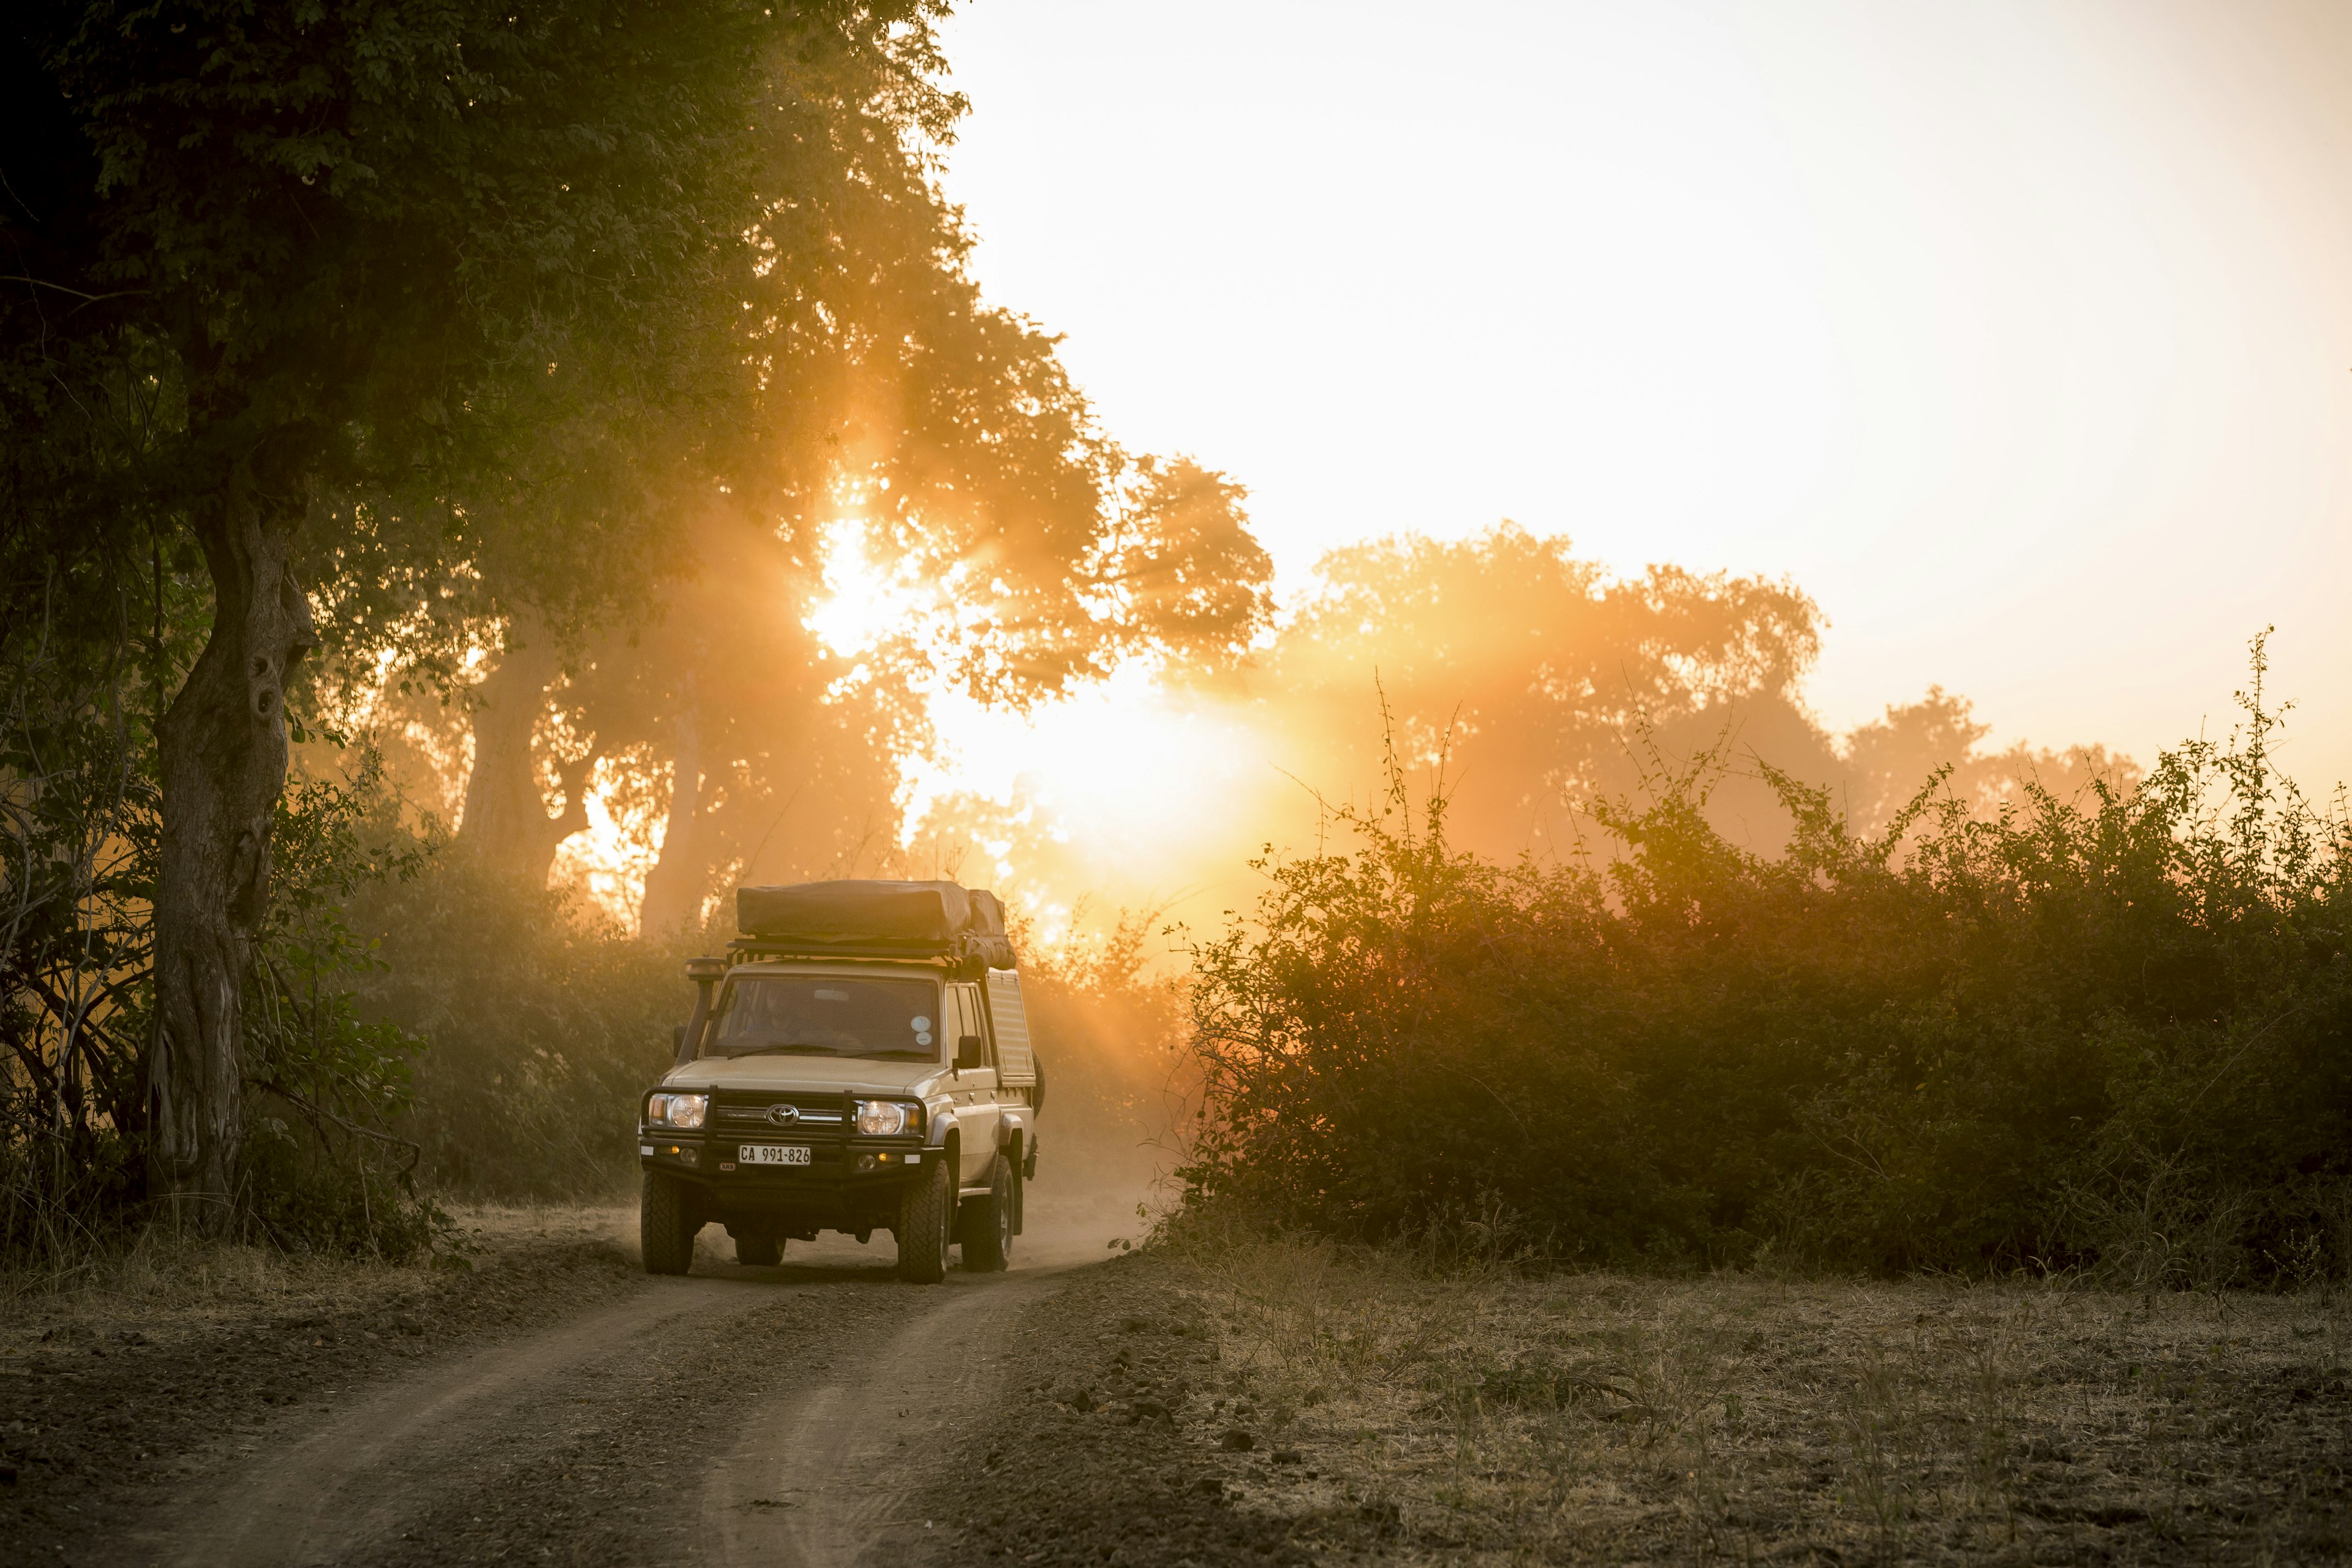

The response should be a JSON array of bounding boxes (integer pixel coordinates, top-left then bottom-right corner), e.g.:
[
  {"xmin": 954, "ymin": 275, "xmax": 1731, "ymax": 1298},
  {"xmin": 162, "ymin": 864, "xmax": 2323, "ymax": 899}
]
[{"xmin": 734, "ymin": 879, "xmax": 1015, "ymax": 970}]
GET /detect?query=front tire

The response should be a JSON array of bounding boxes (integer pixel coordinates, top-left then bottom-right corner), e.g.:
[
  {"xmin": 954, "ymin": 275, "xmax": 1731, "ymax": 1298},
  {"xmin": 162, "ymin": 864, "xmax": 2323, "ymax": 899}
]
[
  {"xmin": 641, "ymin": 1171, "xmax": 699, "ymax": 1276},
  {"xmin": 960, "ymin": 1153, "xmax": 1014, "ymax": 1273},
  {"xmin": 895, "ymin": 1156, "xmax": 954, "ymax": 1284}
]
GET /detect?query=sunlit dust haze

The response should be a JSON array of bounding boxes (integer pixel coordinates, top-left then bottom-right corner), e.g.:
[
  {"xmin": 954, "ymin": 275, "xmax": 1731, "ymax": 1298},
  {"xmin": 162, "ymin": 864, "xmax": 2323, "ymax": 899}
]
[
  {"xmin": 925, "ymin": 0, "xmax": 2352, "ymax": 869},
  {"xmin": 517, "ymin": 0, "xmax": 2352, "ymax": 948},
  {"xmin": 797, "ymin": 499, "xmax": 1289, "ymax": 939}
]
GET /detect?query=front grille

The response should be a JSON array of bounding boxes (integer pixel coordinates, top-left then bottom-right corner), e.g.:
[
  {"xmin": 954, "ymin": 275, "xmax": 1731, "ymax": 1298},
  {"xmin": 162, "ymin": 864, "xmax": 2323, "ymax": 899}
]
[{"xmin": 712, "ymin": 1093, "xmax": 849, "ymax": 1134}]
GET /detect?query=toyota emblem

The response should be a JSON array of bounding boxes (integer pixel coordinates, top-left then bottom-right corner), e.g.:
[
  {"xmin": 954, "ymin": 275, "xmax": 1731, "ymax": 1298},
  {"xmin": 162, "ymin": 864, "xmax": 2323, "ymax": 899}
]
[{"xmin": 765, "ymin": 1104, "xmax": 801, "ymax": 1126}]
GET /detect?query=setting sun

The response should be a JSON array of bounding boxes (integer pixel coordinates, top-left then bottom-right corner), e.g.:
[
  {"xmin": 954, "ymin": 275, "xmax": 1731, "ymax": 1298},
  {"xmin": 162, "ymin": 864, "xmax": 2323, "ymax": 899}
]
[{"xmin": 800, "ymin": 511, "xmax": 1277, "ymax": 935}]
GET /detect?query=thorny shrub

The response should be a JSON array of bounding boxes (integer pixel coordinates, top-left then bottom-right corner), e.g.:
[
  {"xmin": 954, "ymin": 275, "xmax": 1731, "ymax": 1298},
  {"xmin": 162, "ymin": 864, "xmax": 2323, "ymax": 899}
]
[{"xmin": 1177, "ymin": 636, "xmax": 2352, "ymax": 1283}]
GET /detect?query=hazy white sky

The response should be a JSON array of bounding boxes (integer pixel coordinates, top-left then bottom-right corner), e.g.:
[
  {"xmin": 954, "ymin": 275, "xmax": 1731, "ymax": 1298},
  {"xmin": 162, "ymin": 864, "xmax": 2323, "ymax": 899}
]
[{"xmin": 935, "ymin": 0, "xmax": 2352, "ymax": 790}]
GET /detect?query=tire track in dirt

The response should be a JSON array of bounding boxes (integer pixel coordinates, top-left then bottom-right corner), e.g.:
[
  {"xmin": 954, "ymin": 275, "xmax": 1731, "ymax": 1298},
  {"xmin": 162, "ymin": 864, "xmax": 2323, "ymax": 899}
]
[
  {"xmin": 141, "ymin": 1275, "xmax": 759, "ymax": 1567},
  {"xmin": 105, "ymin": 1238, "xmax": 1078, "ymax": 1568},
  {"xmin": 700, "ymin": 1268, "xmax": 1061, "ymax": 1567}
]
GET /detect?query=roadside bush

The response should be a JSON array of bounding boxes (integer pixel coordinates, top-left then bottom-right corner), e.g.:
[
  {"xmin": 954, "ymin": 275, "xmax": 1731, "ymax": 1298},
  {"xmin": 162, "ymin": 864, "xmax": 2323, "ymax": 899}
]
[
  {"xmin": 349, "ymin": 860, "xmax": 693, "ymax": 1199},
  {"xmin": 1, "ymin": 731, "xmax": 450, "ymax": 1265},
  {"xmin": 1178, "ymin": 641, "xmax": 2352, "ymax": 1283},
  {"xmin": 238, "ymin": 761, "xmax": 448, "ymax": 1259}
]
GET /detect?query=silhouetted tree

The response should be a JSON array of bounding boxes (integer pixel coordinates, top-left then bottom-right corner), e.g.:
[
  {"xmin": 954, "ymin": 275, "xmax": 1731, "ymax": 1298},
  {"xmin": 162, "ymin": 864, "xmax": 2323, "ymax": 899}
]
[{"xmin": 1250, "ymin": 525, "xmax": 1824, "ymax": 859}]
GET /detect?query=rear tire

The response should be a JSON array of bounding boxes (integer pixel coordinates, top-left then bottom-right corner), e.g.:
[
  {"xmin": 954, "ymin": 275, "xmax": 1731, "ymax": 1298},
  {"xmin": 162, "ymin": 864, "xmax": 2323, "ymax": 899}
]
[
  {"xmin": 641, "ymin": 1171, "xmax": 699, "ymax": 1276},
  {"xmin": 734, "ymin": 1231, "xmax": 783, "ymax": 1267},
  {"xmin": 895, "ymin": 1157, "xmax": 954, "ymax": 1283},
  {"xmin": 960, "ymin": 1153, "xmax": 1014, "ymax": 1273}
]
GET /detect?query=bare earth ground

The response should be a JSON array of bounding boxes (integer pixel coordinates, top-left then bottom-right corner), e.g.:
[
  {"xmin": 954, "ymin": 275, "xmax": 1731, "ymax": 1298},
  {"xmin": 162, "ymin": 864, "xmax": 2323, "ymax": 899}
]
[
  {"xmin": 7, "ymin": 1211, "xmax": 2350, "ymax": 1567},
  {"xmin": 913, "ymin": 1242, "xmax": 2352, "ymax": 1566},
  {"xmin": 0, "ymin": 1194, "xmax": 1131, "ymax": 1568}
]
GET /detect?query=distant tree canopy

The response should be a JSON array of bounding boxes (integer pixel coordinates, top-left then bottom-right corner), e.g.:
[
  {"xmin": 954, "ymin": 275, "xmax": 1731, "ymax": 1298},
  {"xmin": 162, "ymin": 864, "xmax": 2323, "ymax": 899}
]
[
  {"xmin": 1133, "ymin": 526, "xmax": 2141, "ymax": 871},
  {"xmin": 903, "ymin": 521, "xmax": 2144, "ymax": 919},
  {"xmin": 1236, "ymin": 526, "xmax": 1826, "ymax": 860},
  {"xmin": 1840, "ymin": 686, "xmax": 2140, "ymax": 837}
]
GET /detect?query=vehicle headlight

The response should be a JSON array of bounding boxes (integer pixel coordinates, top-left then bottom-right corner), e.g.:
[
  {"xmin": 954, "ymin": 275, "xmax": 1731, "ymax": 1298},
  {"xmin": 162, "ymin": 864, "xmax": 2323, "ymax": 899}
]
[
  {"xmin": 647, "ymin": 1092, "xmax": 708, "ymax": 1130},
  {"xmin": 854, "ymin": 1099, "xmax": 921, "ymax": 1136}
]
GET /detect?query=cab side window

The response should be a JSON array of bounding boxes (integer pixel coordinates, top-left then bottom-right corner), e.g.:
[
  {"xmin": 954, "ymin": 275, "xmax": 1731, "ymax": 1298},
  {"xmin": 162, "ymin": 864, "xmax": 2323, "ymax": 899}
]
[
  {"xmin": 949, "ymin": 983, "xmax": 990, "ymax": 1066},
  {"xmin": 940, "ymin": 986, "xmax": 968, "ymax": 1058}
]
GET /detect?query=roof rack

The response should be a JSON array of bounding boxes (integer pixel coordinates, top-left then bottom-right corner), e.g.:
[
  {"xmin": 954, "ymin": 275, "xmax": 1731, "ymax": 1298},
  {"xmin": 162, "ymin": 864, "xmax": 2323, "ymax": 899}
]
[
  {"xmin": 731, "ymin": 880, "xmax": 1014, "ymax": 971},
  {"xmin": 725, "ymin": 937, "xmax": 958, "ymax": 964}
]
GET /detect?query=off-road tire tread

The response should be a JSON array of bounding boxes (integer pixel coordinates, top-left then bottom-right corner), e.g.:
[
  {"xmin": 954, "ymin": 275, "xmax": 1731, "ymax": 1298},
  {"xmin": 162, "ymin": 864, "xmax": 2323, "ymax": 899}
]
[
  {"xmin": 896, "ymin": 1157, "xmax": 952, "ymax": 1283},
  {"xmin": 641, "ymin": 1171, "xmax": 697, "ymax": 1275},
  {"xmin": 962, "ymin": 1153, "xmax": 1014, "ymax": 1273}
]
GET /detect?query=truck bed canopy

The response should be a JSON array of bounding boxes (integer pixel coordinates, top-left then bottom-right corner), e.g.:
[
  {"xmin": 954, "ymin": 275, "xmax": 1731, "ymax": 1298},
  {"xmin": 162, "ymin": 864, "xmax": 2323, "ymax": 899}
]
[{"xmin": 734, "ymin": 880, "xmax": 1015, "ymax": 970}]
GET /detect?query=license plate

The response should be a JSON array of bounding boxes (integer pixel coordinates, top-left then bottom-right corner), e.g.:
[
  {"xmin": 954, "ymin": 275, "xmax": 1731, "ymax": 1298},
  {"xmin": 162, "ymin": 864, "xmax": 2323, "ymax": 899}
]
[{"xmin": 738, "ymin": 1144, "xmax": 812, "ymax": 1166}]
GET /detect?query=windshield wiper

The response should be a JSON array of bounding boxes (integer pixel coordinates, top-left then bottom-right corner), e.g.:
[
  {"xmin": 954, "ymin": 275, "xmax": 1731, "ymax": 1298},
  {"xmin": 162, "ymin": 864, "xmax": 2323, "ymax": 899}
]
[{"xmin": 724, "ymin": 1042, "xmax": 839, "ymax": 1057}]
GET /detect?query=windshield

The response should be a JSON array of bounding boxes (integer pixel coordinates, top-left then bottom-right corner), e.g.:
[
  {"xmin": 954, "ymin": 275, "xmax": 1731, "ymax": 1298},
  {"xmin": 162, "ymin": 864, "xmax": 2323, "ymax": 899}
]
[{"xmin": 706, "ymin": 975, "xmax": 943, "ymax": 1061}]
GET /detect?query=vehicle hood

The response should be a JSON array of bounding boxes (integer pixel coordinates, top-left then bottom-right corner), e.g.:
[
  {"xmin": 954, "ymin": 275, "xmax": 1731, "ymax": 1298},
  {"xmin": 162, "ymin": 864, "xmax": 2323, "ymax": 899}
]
[{"xmin": 661, "ymin": 1054, "xmax": 946, "ymax": 1099}]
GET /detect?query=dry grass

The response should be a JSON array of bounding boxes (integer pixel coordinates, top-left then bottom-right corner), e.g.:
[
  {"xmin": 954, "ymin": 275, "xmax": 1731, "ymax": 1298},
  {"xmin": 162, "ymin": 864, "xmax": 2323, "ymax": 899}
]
[
  {"xmin": 1172, "ymin": 1236, "xmax": 2352, "ymax": 1564},
  {"xmin": 0, "ymin": 1204, "xmax": 631, "ymax": 1360}
]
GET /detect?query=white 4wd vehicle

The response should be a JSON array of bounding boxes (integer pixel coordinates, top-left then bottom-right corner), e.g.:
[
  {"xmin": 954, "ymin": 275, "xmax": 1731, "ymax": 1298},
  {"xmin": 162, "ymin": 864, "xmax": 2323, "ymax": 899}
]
[{"xmin": 638, "ymin": 881, "xmax": 1042, "ymax": 1283}]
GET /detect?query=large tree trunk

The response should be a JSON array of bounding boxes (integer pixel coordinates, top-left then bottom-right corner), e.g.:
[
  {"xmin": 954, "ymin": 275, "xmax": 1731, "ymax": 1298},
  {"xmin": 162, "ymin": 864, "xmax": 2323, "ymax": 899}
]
[
  {"xmin": 458, "ymin": 620, "xmax": 595, "ymax": 885},
  {"xmin": 638, "ymin": 674, "xmax": 704, "ymax": 937},
  {"xmin": 147, "ymin": 466, "xmax": 316, "ymax": 1231}
]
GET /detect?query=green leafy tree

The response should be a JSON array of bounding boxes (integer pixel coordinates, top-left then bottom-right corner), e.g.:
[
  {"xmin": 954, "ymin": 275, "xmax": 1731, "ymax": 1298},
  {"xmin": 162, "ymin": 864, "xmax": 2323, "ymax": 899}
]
[
  {"xmin": 5, "ymin": 0, "xmax": 954, "ymax": 1227},
  {"xmin": 432, "ymin": 133, "xmax": 1278, "ymax": 922}
]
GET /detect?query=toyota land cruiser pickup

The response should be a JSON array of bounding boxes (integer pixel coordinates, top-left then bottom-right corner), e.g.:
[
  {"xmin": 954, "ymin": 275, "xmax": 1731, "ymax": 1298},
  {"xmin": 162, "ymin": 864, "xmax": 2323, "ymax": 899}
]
[{"xmin": 636, "ymin": 880, "xmax": 1042, "ymax": 1283}]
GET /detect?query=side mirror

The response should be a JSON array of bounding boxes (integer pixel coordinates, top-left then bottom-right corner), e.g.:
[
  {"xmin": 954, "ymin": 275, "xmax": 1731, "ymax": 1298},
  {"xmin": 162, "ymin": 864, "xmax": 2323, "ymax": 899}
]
[{"xmin": 956, "ymin": 1033, "xmax": 987, "ymax": 1071}]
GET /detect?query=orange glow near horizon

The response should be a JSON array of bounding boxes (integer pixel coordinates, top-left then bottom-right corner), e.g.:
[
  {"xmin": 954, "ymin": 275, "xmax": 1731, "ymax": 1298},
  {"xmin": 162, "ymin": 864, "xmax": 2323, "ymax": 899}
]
[
  {"xmin": 901, "ymin": 663, "xmax": 1267, "ymax": 908},
  {"xmin": 527, "ymin": 0, "xmax": 2352, "ymax": 936},
  {"xmin": 800, "ymin": 511, "xmax": 1271, "ymax": 942},
  {"xmin": 937, "ymin": 0, "xmax": 2352, "ymax": 797}
]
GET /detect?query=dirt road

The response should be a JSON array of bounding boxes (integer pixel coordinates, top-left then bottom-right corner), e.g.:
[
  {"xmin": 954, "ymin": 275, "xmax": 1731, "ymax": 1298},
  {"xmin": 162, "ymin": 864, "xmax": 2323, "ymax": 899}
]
[
  {"xmin": 27, "ymin": 1229, "xmax": 1082, "ymax": 1568},
  {"xmin": 26, "ymin": 1218, "xmax": 2344, "ymax": 1568}
]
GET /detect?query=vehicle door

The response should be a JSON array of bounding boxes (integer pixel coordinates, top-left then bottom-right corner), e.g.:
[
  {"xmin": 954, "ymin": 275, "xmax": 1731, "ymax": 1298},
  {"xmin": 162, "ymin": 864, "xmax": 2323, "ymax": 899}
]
[{"xmin": 945, "ymin": 981, "xmax": 999, "ymax": 1185}]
